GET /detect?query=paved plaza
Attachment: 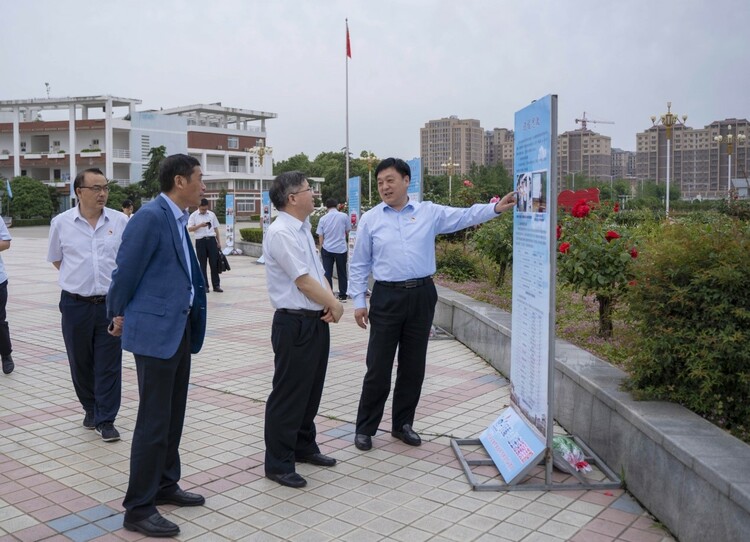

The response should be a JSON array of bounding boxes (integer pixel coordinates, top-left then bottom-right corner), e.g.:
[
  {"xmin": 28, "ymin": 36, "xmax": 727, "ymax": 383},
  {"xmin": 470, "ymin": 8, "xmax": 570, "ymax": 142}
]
[{"xmin": 0, "ymin": 226, "xmax": 674, "ymax": 541}]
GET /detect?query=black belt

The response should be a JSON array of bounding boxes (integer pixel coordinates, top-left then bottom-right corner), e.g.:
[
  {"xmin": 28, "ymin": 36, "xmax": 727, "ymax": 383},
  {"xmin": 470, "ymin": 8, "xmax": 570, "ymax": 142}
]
[
  {"xmin": 375, "ymin": 277, "xmax": 433, "ymax": 289},
  {"xmin": 63, "ymin": 291, "xmax": 107, "ymax": 304},
  {"xmin": 276, "ymin": 308, "xmax": 325, "ymax": 318}
]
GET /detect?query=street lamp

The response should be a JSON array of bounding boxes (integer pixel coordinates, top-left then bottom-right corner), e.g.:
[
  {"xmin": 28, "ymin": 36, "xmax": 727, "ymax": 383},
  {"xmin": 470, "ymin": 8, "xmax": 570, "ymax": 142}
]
[
  {"xmin": 651, "ymin": 102, "xmax": 687, "ymax": 217},
  {"xmin": 363, "ymin": 151, "xmax": 378, "ymax": 206},
  {"xmin": 440, "ymin": 156, "xmax": 459, "ymax": 203},
  {"xmin": 714, "ymin": 125, "xmax": 746, "ymax": 197}
]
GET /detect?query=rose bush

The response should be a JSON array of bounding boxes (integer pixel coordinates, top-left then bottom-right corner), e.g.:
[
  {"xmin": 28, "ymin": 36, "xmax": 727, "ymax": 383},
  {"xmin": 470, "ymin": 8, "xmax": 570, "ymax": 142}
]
[{"xmin": 557, "ymin": 199, "xmax": 638, "ymax": 337}]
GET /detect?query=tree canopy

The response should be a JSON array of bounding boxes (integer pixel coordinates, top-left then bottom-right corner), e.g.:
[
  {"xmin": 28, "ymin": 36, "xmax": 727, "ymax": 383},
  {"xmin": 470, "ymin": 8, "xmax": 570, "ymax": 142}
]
[
  {"xmin": 7, "ymin": 176, "xmax": 54, "ymax": 218},
  {"xmin": 140, "ymin": 145, "xmax": 167, "ymax": 198}
]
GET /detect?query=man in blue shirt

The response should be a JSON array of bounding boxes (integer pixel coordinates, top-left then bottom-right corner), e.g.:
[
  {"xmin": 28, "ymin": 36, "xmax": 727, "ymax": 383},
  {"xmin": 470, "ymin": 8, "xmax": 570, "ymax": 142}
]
[
  {"xmin": 348, "ymin": 157, "xmax": 517, "ymax": 451},
  {"xmin": 315, "ymin": 198, "xmax": 351, "ymax": 301}
]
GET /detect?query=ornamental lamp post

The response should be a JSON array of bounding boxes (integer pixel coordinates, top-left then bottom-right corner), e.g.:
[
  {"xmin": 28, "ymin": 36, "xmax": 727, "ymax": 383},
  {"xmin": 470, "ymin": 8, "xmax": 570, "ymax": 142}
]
[
  {"xmin": 651, "ymin": 102, "xmax": 687, "ymax": 217},
  {"xmin": 714, "ymin": 125, "xmax": 746, "ymax": 197},
  {"xmin": 440, "ymin": 156, "xmax": 460, "ymax": 203}
]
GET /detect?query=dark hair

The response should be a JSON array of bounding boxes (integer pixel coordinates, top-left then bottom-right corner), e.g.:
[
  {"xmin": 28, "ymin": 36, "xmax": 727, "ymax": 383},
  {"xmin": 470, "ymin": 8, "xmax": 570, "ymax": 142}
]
[
  {"xmin": 200, "ymin": 198, "xmax": 209, "ymax": 206},
  {"xmin": 270, "ymin": 171, "xmax": 307, "ymax": 210},
  {"xmin": 325, "ymin": 198, "xmax": 338, "ymax": 209},
  {"xmin": 159, "ymin": 154, "xmax": 200, "ymax": 193},
  {"xmin": 121, "ymin": 199, "xmax": 133, "ymax": 209},
  {"xmin": 74, "ymin": 168, "xmax": 106, "ymax": 190},
  {"xmin": 375, "ymin": 157, "xmax": 410, "ymax": 179}
]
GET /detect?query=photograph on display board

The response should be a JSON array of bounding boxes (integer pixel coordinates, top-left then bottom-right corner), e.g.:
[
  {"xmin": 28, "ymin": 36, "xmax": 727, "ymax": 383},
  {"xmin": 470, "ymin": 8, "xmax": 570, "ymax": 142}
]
[{"xmin": 516, "ymin": 171, "xmax": 547, "ymax": 214}]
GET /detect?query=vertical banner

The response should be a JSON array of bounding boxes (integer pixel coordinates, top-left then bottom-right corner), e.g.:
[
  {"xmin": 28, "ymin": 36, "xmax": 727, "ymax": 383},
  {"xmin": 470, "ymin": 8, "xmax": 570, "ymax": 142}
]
[
  {"xmin": 261, "ymin": 191, "xmax": 271, "ymax": 237},
  {"xmin": 225, "ymin": 193, "xmax": 235, "ymax": 250},
  {"xmin": 406, "ymin": 157, "xmax": 423, "ymax": 202},
  {"xmin": 347, "ymin": 176, "xmax": 361, "ymax": 257},
  {"xmin": 509, "ymin": 94, "xmax": 557, "ymax": 436},
  {"xmin": 257, "ymin": 191, "xmax": 272, "ymax": 265},
  {"xmin": 481, "ymin": 94, "xmax": 557, "ymax": 485}
]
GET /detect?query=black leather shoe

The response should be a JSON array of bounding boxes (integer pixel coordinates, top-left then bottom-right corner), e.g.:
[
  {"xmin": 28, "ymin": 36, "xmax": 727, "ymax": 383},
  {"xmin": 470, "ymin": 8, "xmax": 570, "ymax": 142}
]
[
  {"xmin": 266, "ymin": 471, "xmax": 307, "ymax": 488},
  {"xmin": 392, "ymin": 424, "xmax": 422, "ymax": 446},
  {"xmin": 297, "ymin": 453, "xmax": 336, "ymax": 467},
  {"xmin": 354, "ymin": 433, "xmax": 372, "ymax": 451},
  {"xmin": 155, "ymin": 488, "xmax": 205, "ymax": 507},
  {"xmin": 213, "ymin": 287, "xmax": 224, "ymax": 293},
  {"xmin": 123, "ymin": 512, "xmax": 180, "ymax": 537},
  {"xmin": 2, "ymin": 355, "xmax": 14, "ymax": 375}
]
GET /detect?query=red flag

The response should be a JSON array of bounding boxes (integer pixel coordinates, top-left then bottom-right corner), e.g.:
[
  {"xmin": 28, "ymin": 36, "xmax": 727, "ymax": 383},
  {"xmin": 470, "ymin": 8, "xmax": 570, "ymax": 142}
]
[{"xmin": 346, "ymin": 23, "xmax": 352, "ymax": 58}]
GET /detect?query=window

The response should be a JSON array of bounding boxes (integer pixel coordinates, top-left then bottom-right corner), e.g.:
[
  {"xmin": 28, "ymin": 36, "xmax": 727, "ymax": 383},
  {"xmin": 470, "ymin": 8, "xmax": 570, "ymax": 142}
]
[
  {"xmin": 227, "ymin": 137, "xmax": 239, "ymax": 149},
  {"xmin": 53, "ymin": 140, "xmax": 61, "ymax": 147},
  {"xmin": 92, "ymin": 139, "xmax": 100, "ymax": 146}
]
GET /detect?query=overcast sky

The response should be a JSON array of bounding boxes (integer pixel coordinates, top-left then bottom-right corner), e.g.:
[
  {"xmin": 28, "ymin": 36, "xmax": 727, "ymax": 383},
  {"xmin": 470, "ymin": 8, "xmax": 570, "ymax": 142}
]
[{"xmin": 3, "ymin": 0, "xmax": 749, "ymax": 162}]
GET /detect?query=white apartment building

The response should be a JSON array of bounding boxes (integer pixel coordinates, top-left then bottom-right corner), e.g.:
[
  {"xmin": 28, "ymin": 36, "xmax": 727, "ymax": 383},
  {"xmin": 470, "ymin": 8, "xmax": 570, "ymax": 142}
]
[{"xmin": 0, "ymin": 95, "xmax": 319, "ymax": 215}]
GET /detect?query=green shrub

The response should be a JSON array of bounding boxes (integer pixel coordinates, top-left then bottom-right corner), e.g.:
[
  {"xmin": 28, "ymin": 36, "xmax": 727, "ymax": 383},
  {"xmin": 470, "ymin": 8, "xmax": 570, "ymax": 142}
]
[
  {"xmin": 240, "ymin": 228, "xmax": 263, "ymax": 243},
  {"xmin": 471, "ymin": 212, "xmax": 513, "ymax": 285},
  {"xmin": 436, "ymin": 242, "xmax": 479, "ymax": 282},
  {"xmin": 11, "ymin": 217, "xmax": 51, "ymax": 227},
  {"xmin": 624, "ymin": 217, "xmax": 750, "ymax": 441}
]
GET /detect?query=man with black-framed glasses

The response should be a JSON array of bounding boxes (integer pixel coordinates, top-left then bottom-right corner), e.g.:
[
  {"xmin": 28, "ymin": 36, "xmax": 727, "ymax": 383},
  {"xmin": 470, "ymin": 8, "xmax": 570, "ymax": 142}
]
[{"xmin": 47, "ymin": 168, "xmax": 129, "ymax": 442}]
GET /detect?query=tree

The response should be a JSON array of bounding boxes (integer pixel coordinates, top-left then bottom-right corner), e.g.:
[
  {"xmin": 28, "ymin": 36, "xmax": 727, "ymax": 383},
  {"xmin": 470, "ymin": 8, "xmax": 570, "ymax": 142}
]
[
  {"xmin": 214, "ymin": 189, "xmax": 227, "ymax": 224},
  {"xmin": 274, "ymin": 153, "xmax": 312, "ymax": 175},
  {"xmin": 140, "ymin": 146, "xmax": 167, "ymax": 198},
  {"xmin": 8, "ymin": 176, "xmax": 53, "ymax": 219}
]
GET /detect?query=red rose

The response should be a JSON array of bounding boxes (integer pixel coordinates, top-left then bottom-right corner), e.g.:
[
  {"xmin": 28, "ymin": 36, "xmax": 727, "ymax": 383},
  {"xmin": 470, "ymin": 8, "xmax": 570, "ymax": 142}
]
[
  {"xmin": 630, "ymin": 247, "xmax": 638, "ymax": 258},
  {"xmin": 559, "ymin": 242, "xmax": 571, "ymax": 254},
  {"xmin": 613, "ymin": 202, "xmax": 620, "ymax": 212},
  {"xmin": 463, "ymin": 179, "xmax": 473, "ymax": 187},
  {"xmin": 571, "ymin": 200, "xmax": 590, "ymax": 218},
  {"xmin": 628, "ymin": 280, "xmax": 637, "ymax": 286},
  {"xmin": 556, "ymin": 224, "xmax": 562, "ymax": 239},
  {"xmin": 605, "ymin": 230, "xmax": 620, "ymax": 242}
]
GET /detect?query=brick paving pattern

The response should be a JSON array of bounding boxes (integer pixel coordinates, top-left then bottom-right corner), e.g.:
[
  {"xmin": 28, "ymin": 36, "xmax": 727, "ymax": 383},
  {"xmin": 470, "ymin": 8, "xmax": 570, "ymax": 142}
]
[{"xmin": 0, "ymin": 227, "xmax": 675, "ymax": 541}]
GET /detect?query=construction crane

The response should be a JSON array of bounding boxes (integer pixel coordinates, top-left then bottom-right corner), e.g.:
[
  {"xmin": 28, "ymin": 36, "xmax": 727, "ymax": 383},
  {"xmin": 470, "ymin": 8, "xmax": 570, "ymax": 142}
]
[{"xmin": 575, "ymin": 111, "xmax": 614, "ymax": 130}]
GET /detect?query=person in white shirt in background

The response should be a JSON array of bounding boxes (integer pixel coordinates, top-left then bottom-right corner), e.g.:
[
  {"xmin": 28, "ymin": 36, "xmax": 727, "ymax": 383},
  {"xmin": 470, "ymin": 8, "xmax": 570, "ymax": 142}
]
[
  {"xmin": 0, "ymin": 219, "xmax": 14, "ymax": 375},
  {"xmin": 188, "ymin": 198, "xmax": 223, "ymax": 293},
  {"xmin": 316, "ymin": 198, "xmax": 351, "ymax": 301}
]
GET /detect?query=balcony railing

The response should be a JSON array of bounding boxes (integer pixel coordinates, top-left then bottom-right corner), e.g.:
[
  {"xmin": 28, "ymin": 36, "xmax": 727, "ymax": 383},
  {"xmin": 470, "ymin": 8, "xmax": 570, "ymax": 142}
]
[{"xmin": 112, "ymin": 148, "xmax": 131, "ymax": 159}]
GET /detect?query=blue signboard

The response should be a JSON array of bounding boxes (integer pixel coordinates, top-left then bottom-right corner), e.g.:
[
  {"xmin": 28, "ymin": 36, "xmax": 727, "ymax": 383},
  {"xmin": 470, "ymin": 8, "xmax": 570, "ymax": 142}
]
[
  {"xmin": 225, "ymin": 193, "xmax": 235, "ymax": 249},
  {"xmin": 407, "ymin": 157, "xmax": 422, "ymax": 202}
]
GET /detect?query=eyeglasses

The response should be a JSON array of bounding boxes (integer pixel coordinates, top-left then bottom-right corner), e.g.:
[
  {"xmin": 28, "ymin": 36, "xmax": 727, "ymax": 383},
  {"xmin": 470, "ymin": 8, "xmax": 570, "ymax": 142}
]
[
  {"xmin": 290, "ymin": 187, "xmax": 313, "ymax": 196},
  {"xmin": 79, "ymin": 184, "xmax": 110, "ymax": 193}
]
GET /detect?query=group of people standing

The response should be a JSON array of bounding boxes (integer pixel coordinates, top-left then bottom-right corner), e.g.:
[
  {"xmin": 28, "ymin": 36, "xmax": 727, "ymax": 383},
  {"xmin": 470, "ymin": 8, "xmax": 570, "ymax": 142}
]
[
  {"xmin": 261, "ymin": 158, "xmax": 516, "ymax": 493},
  {"xmin": 28, "ymin": 154, "xmax": 515, "ymax": 537}
]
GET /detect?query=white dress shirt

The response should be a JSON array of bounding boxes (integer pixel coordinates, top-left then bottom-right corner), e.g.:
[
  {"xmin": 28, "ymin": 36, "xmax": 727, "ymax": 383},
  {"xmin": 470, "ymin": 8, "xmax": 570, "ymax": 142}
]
[
  {"xmin": 47, "ymin": 206, "xmax": 129, "ymax": 296},
  {"xmin": 188, "ymin": 209, "xmax": 220, "ymax": 239},
  {"xmin": 0, "ymin": 221, "xmax": 12, "ymax": 284},
  {"xmin": 263, "ymin": 211, "xmax": 327, "ymax": 310}
]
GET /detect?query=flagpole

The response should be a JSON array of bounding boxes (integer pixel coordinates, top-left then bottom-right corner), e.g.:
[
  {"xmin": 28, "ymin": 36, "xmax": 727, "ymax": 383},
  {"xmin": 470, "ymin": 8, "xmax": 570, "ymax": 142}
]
[{"xmin": 345, "ymin": 19, "xmax": 350, "ymax": 190}]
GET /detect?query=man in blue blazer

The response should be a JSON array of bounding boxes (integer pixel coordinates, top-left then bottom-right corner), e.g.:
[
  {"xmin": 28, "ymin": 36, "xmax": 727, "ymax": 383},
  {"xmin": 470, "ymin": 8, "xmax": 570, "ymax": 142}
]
[{"xmin": 107, "ymin": 154, "xmax": 208, "ymax": 538}]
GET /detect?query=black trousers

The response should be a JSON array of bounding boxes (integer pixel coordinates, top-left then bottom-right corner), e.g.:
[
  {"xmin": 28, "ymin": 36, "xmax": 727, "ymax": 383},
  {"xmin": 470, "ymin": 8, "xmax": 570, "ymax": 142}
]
[
  {"xmin": 195, "ymin": 237, "xmax": 220, "ymax": 289},
  {"xmin": 0, "ymin": 280, "xmax": 12, "ymax": 357},
  {"xmin": 59, "ymin": 292, "xmax": 121, "ymax": 426},
  {"xmin": 320, "ymin": 248, "xmax": 348, "ymax": 298},
  {"xmin": 123, "ymin": 321, "xmax": 191, "ymax": 521},
  {"xmin": 265, "ymin": 311, "xmax": 330, "ymax": 475},
  {"xmin": 355, "ymin": 281, "xmax": 437, "ymax": 436}
]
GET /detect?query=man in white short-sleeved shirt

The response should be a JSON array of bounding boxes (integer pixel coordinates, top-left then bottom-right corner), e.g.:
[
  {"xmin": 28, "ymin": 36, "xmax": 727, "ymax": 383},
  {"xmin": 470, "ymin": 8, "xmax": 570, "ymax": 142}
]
[
  {"xmin": 261, "ymin": 171, "xmax": 344, "ymax": 489},
  {"xmin": 47, "ymin": 168, "xmax": 129, "ymax": 442}
]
